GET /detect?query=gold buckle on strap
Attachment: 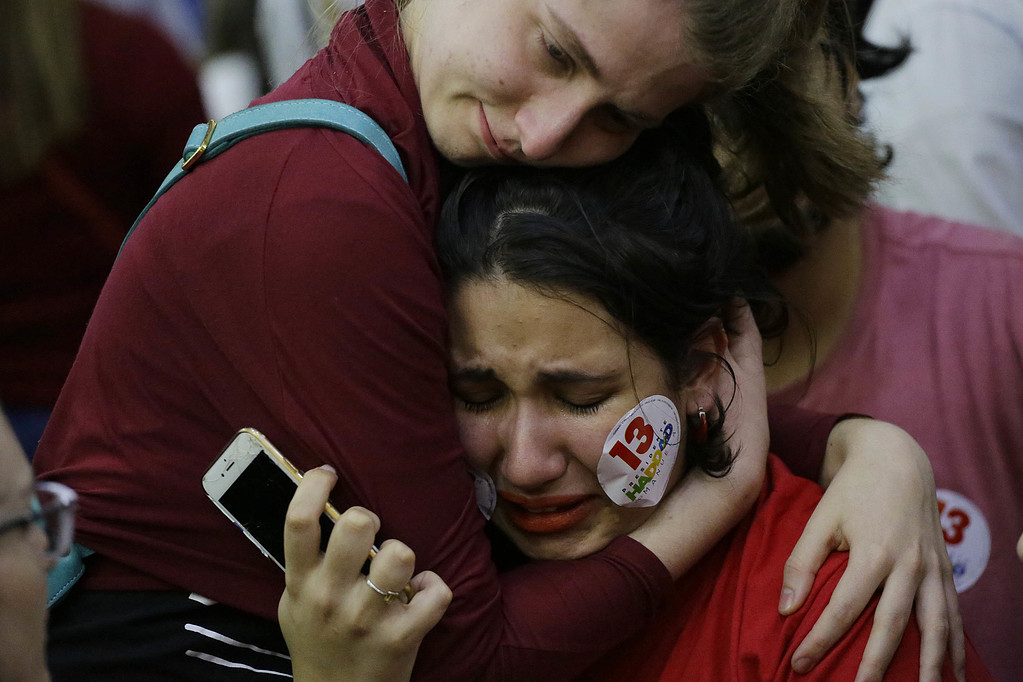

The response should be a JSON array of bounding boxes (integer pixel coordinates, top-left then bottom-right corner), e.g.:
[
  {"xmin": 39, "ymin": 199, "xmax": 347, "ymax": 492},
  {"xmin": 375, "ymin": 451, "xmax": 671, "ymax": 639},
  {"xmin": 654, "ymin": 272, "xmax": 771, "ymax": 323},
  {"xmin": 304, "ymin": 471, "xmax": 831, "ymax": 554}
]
[{"xmin": 181, "ymin": 120, "xmax": 217, "ymax": 171}]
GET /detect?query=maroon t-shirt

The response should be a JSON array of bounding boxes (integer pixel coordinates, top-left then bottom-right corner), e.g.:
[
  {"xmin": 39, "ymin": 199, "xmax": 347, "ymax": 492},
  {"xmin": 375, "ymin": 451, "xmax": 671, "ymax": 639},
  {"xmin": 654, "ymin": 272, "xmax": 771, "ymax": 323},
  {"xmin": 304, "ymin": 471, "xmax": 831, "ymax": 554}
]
[{"xmin": 34, "ymin": 2, "xmax": 672, "ymax": 679}]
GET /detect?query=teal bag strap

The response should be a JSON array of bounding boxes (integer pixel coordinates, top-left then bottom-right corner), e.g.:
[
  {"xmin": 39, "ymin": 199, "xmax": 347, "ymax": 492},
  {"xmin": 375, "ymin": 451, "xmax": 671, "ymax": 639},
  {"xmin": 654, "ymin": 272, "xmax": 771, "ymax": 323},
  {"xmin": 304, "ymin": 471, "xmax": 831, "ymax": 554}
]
[
  {"xmin": 47, "ymin": 543, "xmax": 94, "ymax": 608},
  {"xmin": 48, "ymin": 100, "xmax": 404, "ymax": 608},
  {"xmin": 118, "ymin": 98, "xmax": 407, "ymax": 257}
]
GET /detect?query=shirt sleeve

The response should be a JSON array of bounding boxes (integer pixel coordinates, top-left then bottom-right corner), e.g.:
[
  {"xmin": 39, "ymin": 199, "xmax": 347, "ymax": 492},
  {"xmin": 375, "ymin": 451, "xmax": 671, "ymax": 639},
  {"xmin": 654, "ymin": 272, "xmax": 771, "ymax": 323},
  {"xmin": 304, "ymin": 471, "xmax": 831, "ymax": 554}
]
[{"xmin": 766, "ymin": 404, "xmax": 840, "ymax": 482}]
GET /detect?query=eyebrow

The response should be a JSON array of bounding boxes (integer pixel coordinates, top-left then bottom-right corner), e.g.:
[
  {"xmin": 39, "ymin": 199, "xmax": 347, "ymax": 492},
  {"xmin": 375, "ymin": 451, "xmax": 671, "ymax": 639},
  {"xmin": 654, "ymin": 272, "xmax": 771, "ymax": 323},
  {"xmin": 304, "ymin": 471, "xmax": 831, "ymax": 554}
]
[
  {"xmin": 538, "ymin": 370, "xmax": 618, "ymax": 385},
  {"xmin": 547, "ymin": 8, "xmax": 660, "ymax": 129},
  {"xmin": 449, "ymin": 367, "xmax": 618, "ymax": 385},
  {"xmin": 449, "ymin": 367, "xmax": 497, "ymax": 384}
]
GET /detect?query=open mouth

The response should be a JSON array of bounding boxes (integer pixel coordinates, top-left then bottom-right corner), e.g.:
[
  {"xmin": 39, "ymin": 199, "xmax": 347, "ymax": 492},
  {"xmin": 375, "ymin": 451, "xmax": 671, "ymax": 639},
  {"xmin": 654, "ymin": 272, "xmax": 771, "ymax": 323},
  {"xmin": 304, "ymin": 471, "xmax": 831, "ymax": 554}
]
[{"xmin": 498, "ymin": 493, "xmax": 597, "ymax": 534}]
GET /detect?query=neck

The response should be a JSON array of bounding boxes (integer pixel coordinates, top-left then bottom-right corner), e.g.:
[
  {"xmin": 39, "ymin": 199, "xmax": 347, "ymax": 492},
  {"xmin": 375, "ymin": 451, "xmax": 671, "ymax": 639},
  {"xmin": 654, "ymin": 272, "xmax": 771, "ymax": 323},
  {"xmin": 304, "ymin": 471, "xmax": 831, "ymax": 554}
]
[{"xmin": 763, "ymin": 213, "xmax": 864, "ymax": 393}]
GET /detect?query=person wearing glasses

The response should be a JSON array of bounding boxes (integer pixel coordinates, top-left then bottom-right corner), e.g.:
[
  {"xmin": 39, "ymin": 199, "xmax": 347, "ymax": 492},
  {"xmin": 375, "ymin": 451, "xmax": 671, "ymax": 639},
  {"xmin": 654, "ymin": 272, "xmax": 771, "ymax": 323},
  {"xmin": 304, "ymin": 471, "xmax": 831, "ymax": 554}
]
[{"xmin": 0, "ymin": 411, "xmax": 76, "ymax": 682}]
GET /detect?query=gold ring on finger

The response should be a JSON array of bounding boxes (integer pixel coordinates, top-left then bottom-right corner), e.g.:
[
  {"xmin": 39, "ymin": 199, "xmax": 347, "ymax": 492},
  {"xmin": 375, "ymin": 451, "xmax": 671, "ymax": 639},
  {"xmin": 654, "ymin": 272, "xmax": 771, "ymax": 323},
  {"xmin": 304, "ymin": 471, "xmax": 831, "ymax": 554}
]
[{"xmin": 365, "ymin": 576, "xmax": 403, "ymax": 604}]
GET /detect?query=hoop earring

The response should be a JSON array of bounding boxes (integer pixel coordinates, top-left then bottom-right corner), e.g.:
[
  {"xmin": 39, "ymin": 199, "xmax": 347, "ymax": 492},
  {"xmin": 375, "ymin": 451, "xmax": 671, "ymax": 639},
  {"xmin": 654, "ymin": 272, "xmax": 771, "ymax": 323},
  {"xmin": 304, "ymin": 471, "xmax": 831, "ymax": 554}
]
[{"xmin": 691, "ymin": 406, "xmax": 709, "ymax": 443}]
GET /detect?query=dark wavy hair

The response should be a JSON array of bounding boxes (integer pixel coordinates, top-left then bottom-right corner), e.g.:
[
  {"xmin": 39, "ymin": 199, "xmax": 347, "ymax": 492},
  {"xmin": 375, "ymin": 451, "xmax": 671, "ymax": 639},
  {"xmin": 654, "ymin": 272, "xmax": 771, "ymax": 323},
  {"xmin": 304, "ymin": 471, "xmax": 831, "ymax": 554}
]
[
  {"xmin": 437, "ymin": 111, "xmax": 786, "ymax": 478},
  {"xmin": 842, "ymin": 0, "xmax": 911, "ymax": 80}
]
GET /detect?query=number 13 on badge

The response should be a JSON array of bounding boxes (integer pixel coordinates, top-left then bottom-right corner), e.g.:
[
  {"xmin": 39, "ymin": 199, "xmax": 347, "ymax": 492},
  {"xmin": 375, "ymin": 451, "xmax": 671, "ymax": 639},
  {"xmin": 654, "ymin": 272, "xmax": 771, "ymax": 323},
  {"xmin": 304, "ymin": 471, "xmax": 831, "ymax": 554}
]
[{"xmin": 597, "ymin": 395, "xmax": 681, "ymax": 508}]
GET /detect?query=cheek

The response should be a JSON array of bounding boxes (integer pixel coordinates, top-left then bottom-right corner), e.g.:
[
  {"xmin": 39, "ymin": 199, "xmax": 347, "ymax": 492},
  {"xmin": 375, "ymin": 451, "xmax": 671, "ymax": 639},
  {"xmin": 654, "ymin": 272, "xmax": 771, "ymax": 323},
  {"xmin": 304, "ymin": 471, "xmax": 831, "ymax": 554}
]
[
  {"xmin": 564, "ymin": 413, "xmax": 625, "ymax": 475},
  {"xmin": 0, "ymin": 548, "xmax": 49, "ymax": 661},
  {"xmin": 456, "ymin": 415, "xmax": 498, "ymax": 471}
]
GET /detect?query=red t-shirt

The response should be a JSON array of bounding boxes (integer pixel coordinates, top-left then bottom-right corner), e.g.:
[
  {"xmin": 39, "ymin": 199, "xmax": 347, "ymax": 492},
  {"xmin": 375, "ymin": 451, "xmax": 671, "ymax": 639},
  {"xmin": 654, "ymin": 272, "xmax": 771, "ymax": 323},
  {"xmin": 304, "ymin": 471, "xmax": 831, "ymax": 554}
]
[{"xmin": 589, "ymin": 455, "xmax": 992, "ymax": 681}]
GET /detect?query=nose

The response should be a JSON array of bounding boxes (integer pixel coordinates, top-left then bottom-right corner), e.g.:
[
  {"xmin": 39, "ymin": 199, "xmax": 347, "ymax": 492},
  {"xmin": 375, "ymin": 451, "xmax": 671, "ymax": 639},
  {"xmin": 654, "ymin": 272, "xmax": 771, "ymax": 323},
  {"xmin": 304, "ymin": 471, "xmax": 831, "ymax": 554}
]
[
  {"xmin": 498, "ymin": 407, "xmax": 569, "ymax": 490},
  {"xmin": 514, "ymin": 92, "xmax": 589, "ymax": 162}
]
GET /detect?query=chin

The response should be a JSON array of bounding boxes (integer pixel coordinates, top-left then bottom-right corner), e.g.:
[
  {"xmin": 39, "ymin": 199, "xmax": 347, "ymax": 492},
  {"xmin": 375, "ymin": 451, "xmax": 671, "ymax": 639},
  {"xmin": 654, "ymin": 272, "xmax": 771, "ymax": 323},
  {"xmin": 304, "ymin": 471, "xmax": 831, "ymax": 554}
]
[{"xmin": 513, "ymin": 532, "xmax": 616, "ymax": 562}]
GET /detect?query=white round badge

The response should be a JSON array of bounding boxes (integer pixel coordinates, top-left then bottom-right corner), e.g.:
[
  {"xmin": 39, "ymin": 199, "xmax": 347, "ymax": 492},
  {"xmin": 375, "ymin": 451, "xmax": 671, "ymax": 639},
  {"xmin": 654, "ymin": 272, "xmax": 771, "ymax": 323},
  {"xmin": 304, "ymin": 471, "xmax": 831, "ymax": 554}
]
[
  {"xmin": 597, "ymin": 395, "xmax": 681, "ymax": 508},
  {"xmin": 936, "ymin": 488, "xmax": 991, "ymax": 593}
]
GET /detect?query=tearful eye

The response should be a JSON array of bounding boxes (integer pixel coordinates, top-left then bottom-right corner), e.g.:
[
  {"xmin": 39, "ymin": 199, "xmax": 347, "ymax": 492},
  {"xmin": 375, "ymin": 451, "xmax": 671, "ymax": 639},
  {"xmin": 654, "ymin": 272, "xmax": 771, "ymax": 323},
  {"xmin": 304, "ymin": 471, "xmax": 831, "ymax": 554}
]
[
  {"xmin": 455, "ymin": 393, "xmax": 502, "ymax": 414},
  {"xmin": 560, "ymin": 396, "xmax": 606, "ymax": 415}
]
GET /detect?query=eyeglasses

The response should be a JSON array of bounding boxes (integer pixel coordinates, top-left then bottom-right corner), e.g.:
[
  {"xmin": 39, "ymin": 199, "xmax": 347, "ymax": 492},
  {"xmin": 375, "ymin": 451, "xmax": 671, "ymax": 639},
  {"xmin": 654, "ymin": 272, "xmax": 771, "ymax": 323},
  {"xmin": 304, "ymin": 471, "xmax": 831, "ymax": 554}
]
[{"xmin": 0, "ymin": 481, "xmax": 77, "ymax": 560}]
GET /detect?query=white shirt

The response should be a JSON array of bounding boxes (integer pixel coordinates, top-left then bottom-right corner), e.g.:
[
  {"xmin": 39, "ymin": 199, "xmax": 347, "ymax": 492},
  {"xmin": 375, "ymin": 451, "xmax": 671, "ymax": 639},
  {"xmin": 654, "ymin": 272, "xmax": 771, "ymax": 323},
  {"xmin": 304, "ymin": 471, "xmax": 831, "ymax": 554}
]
[{"xmin": 861, "ymin": 0, "xmax": 1023, "ymax": 236}]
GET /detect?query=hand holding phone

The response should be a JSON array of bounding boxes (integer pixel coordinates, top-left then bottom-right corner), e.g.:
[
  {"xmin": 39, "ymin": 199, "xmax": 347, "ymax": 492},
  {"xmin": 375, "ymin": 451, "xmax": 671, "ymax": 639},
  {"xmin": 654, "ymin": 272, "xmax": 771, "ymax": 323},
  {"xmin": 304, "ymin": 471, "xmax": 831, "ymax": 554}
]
[
  {"xmin": 281, "ymin": 467, "xmax": 451, "ymax": 682},
  {"xmin": 202, "ymin": 428, "xmax": 411, "ymax": 600}
]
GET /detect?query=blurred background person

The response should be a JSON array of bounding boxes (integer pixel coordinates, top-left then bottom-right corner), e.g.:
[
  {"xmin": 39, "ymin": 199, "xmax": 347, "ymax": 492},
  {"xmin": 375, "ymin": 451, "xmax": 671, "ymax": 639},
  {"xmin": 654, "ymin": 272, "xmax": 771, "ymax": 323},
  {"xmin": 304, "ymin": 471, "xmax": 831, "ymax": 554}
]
[
  {"xmin": 850, "ymin": 0, "xmax": 1023, "ymax": 236},
  {"xmin": 200, "ymin": 0, "xmax": 362, "ymax": 119},
  {"xmin": 90, "ymin": 0, "xmax": 205, "ymax": 63},
  {"xmin": 0, "ymin": 0, "xmax": 205, "ymax": 456},
  {"xmin": 755, "ymin": 4, "xmax": 1023, "ymax": 679}
]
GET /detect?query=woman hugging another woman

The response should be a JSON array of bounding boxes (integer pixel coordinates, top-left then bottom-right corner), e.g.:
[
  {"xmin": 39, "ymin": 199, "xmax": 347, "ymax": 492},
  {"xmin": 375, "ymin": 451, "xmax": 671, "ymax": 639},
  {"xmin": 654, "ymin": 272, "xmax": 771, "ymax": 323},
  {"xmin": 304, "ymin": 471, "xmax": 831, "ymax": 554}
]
[{"xmin": 36, "ymin": 0, "xmax": 959, "ymax": 679}]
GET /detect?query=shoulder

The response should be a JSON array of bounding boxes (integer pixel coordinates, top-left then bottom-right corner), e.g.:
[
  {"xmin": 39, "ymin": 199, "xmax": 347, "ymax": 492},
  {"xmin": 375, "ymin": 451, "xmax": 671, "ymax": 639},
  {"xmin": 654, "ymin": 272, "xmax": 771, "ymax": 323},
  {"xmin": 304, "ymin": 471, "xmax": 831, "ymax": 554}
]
[
  {"xmin": 735, "ymin": 459, "xmax": 926, "ymax": 679},
  {"xmin": 129, "ymin": 124, "xmax": 429, "ymax": 279},
  {"xmin": 866, "ymin": 205, "xmax": 1023, "ymax": 265}
]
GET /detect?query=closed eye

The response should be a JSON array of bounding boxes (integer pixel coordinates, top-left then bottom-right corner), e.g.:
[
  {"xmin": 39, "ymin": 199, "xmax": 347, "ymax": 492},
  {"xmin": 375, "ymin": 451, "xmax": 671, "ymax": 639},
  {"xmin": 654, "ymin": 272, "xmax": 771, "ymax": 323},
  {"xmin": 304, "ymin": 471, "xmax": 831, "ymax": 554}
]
[
  {"xmin": 538, "ymin": 31, "xmax": 572, "ymax": 71},
  {"xmin": 558, "ymin": 396, "xmax": 606, "ymax": 415},
  {"xmin": 456, "ymin": 395, "xmax": 502, "ymax": 414}
]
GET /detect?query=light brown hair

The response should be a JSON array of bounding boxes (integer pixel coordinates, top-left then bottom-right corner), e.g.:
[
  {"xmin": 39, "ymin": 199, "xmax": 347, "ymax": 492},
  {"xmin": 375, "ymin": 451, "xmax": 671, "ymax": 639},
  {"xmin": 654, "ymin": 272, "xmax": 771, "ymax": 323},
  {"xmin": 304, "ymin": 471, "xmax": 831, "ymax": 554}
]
[{"xmin": 689, "ymin": 0, "xmax": 885, "ymax": 231}]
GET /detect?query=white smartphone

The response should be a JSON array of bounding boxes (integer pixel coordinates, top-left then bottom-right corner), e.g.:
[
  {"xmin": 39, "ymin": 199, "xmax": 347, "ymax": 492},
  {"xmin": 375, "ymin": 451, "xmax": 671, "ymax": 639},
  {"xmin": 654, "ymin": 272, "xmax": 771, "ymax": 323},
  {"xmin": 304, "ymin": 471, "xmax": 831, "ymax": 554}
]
[
  {"xmin": 203, "ymin": 427, "xmax": 348, "ymax": 571},
  {"xmin": 203, "ymin": 428, "xmax": 412, "ymax": 601}
]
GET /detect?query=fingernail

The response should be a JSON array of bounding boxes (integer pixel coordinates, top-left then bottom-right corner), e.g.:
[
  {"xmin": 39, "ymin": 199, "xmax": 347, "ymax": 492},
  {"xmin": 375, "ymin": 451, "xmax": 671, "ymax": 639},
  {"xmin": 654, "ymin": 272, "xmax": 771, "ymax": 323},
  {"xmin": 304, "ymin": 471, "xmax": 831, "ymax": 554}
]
[
  {"xmin": 320, "ymin": 464, "xmax": 337, "ymax": 475},
  {"xmin": 792, "ymin": 657, "xmax": 812, "ymax": 674},
  {"xmin": 778, "ymin": 587, "xmax": 794, "ymax": 613}
]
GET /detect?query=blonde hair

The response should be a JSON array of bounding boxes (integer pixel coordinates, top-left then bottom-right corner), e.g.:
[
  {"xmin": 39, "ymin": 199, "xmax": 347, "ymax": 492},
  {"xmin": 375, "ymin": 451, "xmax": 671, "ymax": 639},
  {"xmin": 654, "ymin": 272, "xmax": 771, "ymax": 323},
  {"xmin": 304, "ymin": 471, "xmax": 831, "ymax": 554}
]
[
  {"xmin": 0, "ymin": 0, "xmax": 85, "ymax": 181},
  {"xmin": 307, "ymin": 0, "xmax": 363, "ymax": 50}
]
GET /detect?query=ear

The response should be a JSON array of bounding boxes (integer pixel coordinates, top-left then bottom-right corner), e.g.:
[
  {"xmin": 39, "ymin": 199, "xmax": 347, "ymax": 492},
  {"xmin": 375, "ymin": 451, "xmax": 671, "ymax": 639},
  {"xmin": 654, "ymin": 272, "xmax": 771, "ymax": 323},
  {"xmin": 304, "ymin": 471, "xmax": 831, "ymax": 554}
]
[{"xmin": 680, "ymin": 317, "xmax": 727, "ymax": 407}]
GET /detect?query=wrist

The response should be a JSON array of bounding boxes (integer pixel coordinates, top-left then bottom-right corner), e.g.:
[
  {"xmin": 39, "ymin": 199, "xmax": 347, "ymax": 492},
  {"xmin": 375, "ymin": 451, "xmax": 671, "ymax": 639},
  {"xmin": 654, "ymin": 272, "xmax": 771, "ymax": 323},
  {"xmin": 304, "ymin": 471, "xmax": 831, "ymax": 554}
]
[{"xmin": 822, "ymin": 415, "xmax": 872, "ymax": 487}]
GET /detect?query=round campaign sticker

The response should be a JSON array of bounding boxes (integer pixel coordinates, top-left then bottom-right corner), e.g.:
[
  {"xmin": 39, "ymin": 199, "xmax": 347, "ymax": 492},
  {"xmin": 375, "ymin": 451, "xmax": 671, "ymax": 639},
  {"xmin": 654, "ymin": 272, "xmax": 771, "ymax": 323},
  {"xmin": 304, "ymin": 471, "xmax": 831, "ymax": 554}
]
[
  {"xmin": 936, "ymin": 488, "xmax": 991, "ymax": 593},
  {"xmin": 597, "ymin": 395, "xmax": 681, "ymax": 508},
  {"xmin": 471, "ymin": 469, "xmax": 497, "ymax": 520}
]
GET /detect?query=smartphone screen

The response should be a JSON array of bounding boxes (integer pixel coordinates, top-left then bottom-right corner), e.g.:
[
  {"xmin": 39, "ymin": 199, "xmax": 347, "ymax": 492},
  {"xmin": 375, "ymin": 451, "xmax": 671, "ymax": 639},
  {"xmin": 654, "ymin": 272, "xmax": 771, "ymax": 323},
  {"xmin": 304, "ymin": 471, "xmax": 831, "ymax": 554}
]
[{"xmin": 218, "ymin": 449, "xmax": 334, "ymax": 568}]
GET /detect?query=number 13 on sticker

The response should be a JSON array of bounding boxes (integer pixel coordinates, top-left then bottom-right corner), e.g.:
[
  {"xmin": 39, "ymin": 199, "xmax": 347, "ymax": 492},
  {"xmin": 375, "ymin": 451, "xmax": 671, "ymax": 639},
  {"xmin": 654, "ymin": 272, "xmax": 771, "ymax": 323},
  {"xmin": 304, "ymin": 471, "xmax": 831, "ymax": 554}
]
[{"xmin": 597, "ymin": 396, "xmax": 681, "ymax": 508}]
